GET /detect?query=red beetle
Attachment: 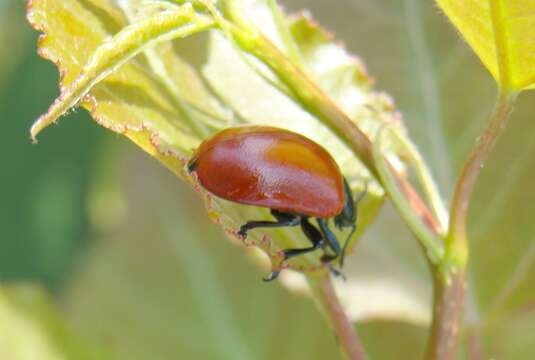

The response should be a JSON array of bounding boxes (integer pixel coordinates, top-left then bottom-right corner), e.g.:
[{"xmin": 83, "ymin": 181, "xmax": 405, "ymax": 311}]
[{"xmin": 188, "ymin": 126, "xmax": 363, "ymax": 280}]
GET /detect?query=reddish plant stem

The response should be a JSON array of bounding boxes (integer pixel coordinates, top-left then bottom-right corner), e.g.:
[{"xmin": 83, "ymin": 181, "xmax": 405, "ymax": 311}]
[
  {"xmin": 426, "ymin": 270, "xmax": 466, "ymax": 360},
  {"xmin": 448, "ymin": 91, "xmax": 517, "ymax": 254},
  {"xmin": 313, "ymin": 275, "xmax": 367, "ymax": 360},
  {"xmin": 390, "ymin": 163, "xmax": 442, "ymax": 235},
  {"xmin": 426, "ymin": 90, "xmax": 517, "ymax": 359}
]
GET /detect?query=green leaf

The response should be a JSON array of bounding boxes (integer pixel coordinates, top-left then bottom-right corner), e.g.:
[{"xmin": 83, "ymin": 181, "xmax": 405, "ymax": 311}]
[
  {"xmin": 28, "ymin": 0, "xmax": 436, "ymax": 325},
  {"xmin": 27, "ymin": 0, "xmax": 394, "ymax": 273},
  {"xmin": 0, "ymin": 284, "xmax": 111, "ymax": 360},
  {"xmin": 28, "ymin": 0, "xmax": 215, "ymax": 147},
  {"xmin": 436, "ymin": 0, "xmax": 535, "ymax": 91}
]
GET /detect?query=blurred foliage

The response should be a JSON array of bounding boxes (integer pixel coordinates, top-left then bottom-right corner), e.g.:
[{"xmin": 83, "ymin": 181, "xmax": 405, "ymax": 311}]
[
  {"xmin": 1, "ymin": 0, "xmax": 535, "ymax": 359},
  {"xmin": 0, "ymin": 0, "xmax": 103, "ymax": 289},
  {"xmin": 0, "ymin": 284, "xmax": 110, "ymax": 360}
]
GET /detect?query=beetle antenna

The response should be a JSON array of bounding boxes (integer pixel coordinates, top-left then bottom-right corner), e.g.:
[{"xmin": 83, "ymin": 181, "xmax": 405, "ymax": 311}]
[
  {"xmin": 340, "ymin": 182, "xmax": 368, "ymax": 266},
  {"xmin": 340, "ymin": 224, "xmax": 356, "ymax": 267},
  {"xmin": 354, "ymin": 181, "xmax": 368, "ymax": 205}
]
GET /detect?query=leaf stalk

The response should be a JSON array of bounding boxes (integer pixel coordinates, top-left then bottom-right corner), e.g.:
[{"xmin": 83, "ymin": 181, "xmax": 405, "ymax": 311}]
[
  {"xmin": 447, "ymin": 90, "xmax": 518, "ymax": 264},
  {"xmin": 308, "ymin": 274, "xmax": 367, "ymax": 360},
  {"xmin": 426, "ymin": 89, "xmax": 518, "ymax": 359}
]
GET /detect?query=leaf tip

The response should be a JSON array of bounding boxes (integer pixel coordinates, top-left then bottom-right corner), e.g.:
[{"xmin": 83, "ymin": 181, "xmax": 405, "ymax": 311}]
[
  {"xmin": 29, "ymin": 118, "xmax": 44, "ymax": 143},
  {"xmin": 30, "ymin": 106, "xmax": 58, "ymax": 142}
]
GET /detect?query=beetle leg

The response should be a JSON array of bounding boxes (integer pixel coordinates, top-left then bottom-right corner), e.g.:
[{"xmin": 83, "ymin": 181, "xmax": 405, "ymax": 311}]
[
  {"xmin": 262, "ymin": 218, "xmax": 324, "ymax": 282},
  {"xmin": 261, "ymin": 218, "xmax": 347, "ymax": 281},
  {"xmin": 296, "ymin": 219, "xmax": 345, "ymax": 279},
  {"xmin": 316, "ymin": 219, "xmax": 347, "ymax": 278},
  {"xmin": 268, "ymin": 218, "xmax": 325, "ymax": 261},
  {"xmin": 327, "ymin": 263, "xmax": 346, "ymax": 280},
  {"xmin": 316, "ymin": 218, "xmax": 342, "ymax": 260},
  {"xmin": 238, "ymin": 210, "xmax": 300, "ymax": 238},
  {"xmin": 262, "ymin": 270, "xmax": 281, "ymax": 282}
]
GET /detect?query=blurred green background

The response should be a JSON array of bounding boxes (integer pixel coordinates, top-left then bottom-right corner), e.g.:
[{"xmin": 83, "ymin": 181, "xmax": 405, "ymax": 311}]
[{"xmin": 2, "ymin": 0, "xmax": 535, "ymax": 359}]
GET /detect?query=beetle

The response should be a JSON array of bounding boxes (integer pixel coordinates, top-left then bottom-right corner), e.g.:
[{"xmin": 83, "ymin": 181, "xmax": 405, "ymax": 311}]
[{"xmin": 187, "ymin": 126, "xmax": 364, "ymax": 281}]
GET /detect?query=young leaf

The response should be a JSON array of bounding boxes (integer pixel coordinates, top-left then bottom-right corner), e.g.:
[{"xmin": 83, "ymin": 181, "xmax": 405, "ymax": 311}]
[
  {"xmin": 27, "ymin": 0, "xmax": 216, "ymax": 153},
  {"xmin": 436, "ymin": 0, "xmax": 535, "ymax": 91},
  {"xmin": 28, "ymin": 0, "xmax": 433, "ymax": 286}
]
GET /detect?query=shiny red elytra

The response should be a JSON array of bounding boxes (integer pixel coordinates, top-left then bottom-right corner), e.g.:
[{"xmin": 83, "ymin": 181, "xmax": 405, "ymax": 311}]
[
  {"xmin": 190, "ymin": 126, "xmax": 344, "ymax": 217},
  {"xmin": 188, "ymin": 126, "xmax": 361, "ymax": 281}
]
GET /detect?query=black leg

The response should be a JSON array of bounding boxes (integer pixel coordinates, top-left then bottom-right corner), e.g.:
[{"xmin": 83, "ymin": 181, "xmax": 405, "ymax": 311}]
[
  {"xmin": 263, "ymin": 218, "xmax": 325, "ymax": 282},
  {"xmin": 316, "ymin": 219, "xmax": 347, "ymax": 279},
  {"xmin": 262, "ymin": 270, "xmax": 281, "ymax": 282},
  {"xmin": 326, "ymin": 263, "xmax": 346, "ymax": 280},
  {"xmin": 282, "ymin": 218, "xmax": 324, "ymax": 259},
  {"xmin": 244, "ymin": 213, "xmax": 344, "ymax": 282},
  {"xmin": 319, "ymin": 218, "xmax": 356, "ymax": 267},
  {"xmin": 316, "ymin": 218, "xmax": 341, "ymax": 259},
  {"xmin": 238, "ymin": 210, "xmax": 300, "ymax": 238}
]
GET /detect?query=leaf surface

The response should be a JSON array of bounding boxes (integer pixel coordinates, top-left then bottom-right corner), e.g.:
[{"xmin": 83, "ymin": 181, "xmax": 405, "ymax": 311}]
[
  {"xmin": 28, "ymin": 0, "xmax": 432, "ymax": 325},
  {"xmin": 436, "ymin": 0, "xmax": 535, "ymax": 90}
]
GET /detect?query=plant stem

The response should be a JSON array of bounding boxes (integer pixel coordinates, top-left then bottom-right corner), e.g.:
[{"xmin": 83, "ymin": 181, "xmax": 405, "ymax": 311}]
[
  {"xmin": 309, "ymin": 275, "xmax": 367, "ymax": 360},
  {"xmin": 391, "ymin": 123, "xmax": 449, "ymax": 233},
  {"xmin": 448, "ymin": 90, "xmax": 517, "ymax": 262},
  {"xmin": 426, "ymin": 269, "xmax": 466, "ymax": 360},
  {"xmin": 266, "ymin": 0, "xmax": 304, "ymax": 67},
  {"xmin": 426, "ymin": 90, "xmax": 518, "ymax": 359},
  {"xmin": 373, "ymin": 137, "xmax": 444, "ymax": 263}
]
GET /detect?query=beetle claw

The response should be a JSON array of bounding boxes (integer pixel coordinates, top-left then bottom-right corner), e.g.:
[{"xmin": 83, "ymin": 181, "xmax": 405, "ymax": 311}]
[
  {"xmin": 262, "ymin": 270, "xmax": 281, "ymax": 282},
  {"xmin": 328, "ymin": 264, "xmax": 346, "ymax": 281},
  {"xmin": 238, "ymin": 226, "xmax": 248, "ymax": 239}
]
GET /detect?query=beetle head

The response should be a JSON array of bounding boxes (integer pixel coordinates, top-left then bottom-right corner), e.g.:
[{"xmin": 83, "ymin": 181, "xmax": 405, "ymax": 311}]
[{"xmin": 334, "ymin": 178, "xmax": 357, "ymax": 230}]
